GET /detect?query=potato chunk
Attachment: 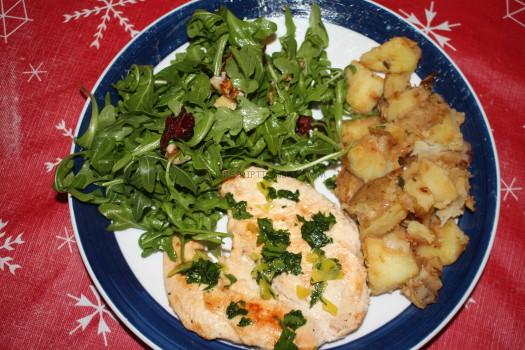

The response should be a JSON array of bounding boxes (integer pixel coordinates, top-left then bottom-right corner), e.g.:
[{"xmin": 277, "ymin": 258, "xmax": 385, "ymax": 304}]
[
  {"xmin": 360, "ymin": 37, "xmax": 421, "ymax": 73},
  {"xmin": 364, "ymin": 232, "xmax": 419, "ymax": 295},
  {"xmin": 384, "ymin": 72, "xmax": 411, "ymax": 99},
  {"xmin": 404, "ymin": 159, "xmax": 458, "ymax": 212},
  {"xmin": 402, "ymin": 257, "xmax": 443, "ymax": 308},
  {"xmin": 345, "ymin": 61, "xmax": 384, "ymax": 114},
  {"xmin": 406, "ymin": 220, "xmax": 435, "ymax": 244},
  {"xmin": 341, "ymin": 117, "xmax": 381, "ymax": 146},
  {"xmin": 416, "ymin": 220, "xmax": 469, "ymax": 265}
]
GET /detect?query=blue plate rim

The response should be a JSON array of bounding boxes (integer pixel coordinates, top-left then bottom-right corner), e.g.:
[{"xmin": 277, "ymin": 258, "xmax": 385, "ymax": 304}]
[{"xmin": 67, "ymin": 0, "xmax": 501, "ymax": 349}]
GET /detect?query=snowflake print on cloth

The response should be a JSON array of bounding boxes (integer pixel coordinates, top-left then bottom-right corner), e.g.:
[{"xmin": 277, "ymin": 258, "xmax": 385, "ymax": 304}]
[
  {"xmin": 501, "ymin": 177, "xmax": 522, "ymax": 201},
  {"xmin": 504, "ymin": 0, "xmax": 525, "ymax": 28},
  {"xmin": 56, "ymin": 227, "xmax": 76, "ymax": 253},
  {"xmin": 63, "ymin": 0, "xmax": 145, "ymax": 49},
  {"xmin": 399, "ymin": 1, "xmax": 461, "ymax": 51},
  {"xmin": 44, "ymin": 120, "xmax": 74, "ymax": 173},
  {"xmin": 22, "ymin": 62, "xmax": 47, "ymax": 82},
  {"xmin": 0, "ymin": 0, "xmax": 32, "ymax": 44},
  {"xmin": 0, "ymin": 219, "xmax": 24, "ymax": 275},
  {"xmin": 67, "ymin": 285, "xmax": 116, "ymax": 346}
]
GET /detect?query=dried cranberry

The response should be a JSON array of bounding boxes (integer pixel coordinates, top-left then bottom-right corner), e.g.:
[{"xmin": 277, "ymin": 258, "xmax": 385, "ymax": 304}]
[
  {"xmin": 296, "ymin": 115, "xmax": 313, "ymax": 136},
  {"xmin": 160, "ymin": 110, "xmax": 195, "ymax": 151}
]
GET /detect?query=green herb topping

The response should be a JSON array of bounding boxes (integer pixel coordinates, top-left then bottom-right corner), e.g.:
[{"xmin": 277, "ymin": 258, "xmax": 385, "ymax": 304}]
[
  {"xmin": 226, "ymin": 300, "xmax": 253, "ymax": 327},
  {"xmin": 267, "ymin": 187, "xmax": 300, "ymax": 202},
  {"xmin": 226, "ymin": 300, "xmax": 248, "ymax": 319},
  {"xmin": 175, "ymin": 258, "xmax": 221, "ymax": 291},
  {"xmin": 297, "ymin": 212, "xmax": 336, "ymax": 248},
  {"xmin": 225, "ymin": 192, "xmax": 253, "ymax": 219},
  {"xmin": 274, "ymin": 310, "xmax": 307, "ymax": 350},
  {"xmin": 252, "ymin": 218, "xmax": 302, "ymax": 299}
]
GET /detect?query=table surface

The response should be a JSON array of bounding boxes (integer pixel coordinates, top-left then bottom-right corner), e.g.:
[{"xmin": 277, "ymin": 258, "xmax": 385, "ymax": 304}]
[{"xmin": 1, "ymin": 0, "xmax": 524, "ymax": 349}]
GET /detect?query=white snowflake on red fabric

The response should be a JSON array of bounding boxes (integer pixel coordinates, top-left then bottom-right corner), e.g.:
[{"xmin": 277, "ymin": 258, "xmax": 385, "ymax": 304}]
[
  {"xmin": 44, "ymin": 120, "xmax": 74, "ymax": 173},
  {"xmin": 67, "ymin": 285, "xmax": 116, "ymax": 346},
  {"xmin": 63, "ymin": 0, "xmax": 144, "ymax": 49},
  {"xmin": 22, "ymin": 62, "xmax": 47, "ymax": 82},
  {"xmin": 399, "ymin": 1, "xmax": 461, "ymax": 51},
  {"xmin": 0, "ymin": 219, "xmax": 24, "ymax": 275},
  {"xmin": 0, "ymin": 0, "xmax": 32, "ymax": 44},
  {"xmin": 501, "ymin": 177, "xmax": 522, "ymax": 201},
  {"xmin": 504, "ymin": 0, "xmax": 525, "ymax": 28},
  {"xmin": 56, "ymin": 227, "xmax": 76, "ymax": 253}
]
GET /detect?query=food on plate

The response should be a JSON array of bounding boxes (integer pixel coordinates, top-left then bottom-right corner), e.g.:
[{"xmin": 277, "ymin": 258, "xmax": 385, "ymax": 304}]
[
  {"xmin": 164, "ymin": 167, "xmax": 368, "ymax": 349},
  {"xmin": 336, "ymin": 37, "xmax": 474, "ymax": 308},
  {"xmin": 53, "ymin": 1, "xmax": 476, "ymax": 347}
]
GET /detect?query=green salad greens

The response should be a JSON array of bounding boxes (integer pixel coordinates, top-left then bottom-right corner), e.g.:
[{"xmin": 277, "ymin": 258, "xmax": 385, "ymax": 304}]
[{"xmin": 54, "ymin": 4, "xmax": 347, "ymax": 263}]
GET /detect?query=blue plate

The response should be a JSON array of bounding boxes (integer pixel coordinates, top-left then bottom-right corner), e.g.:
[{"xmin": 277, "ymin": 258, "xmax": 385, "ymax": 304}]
[{"xmin": 69, "ymin": 0, "xmax": 500, "ymax": 349}]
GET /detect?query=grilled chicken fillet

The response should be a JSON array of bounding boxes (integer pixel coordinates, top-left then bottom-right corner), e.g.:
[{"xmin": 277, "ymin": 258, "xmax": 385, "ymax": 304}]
[{"xmin": 164, "ymin": 167, "xmax": 368, "ymax": 349}]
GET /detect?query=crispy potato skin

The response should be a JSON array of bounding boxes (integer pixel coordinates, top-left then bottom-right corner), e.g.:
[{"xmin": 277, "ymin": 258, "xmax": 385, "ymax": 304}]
[{"xmin": 337, "ymin": 37, "xmax": 473, "ymax": 308}]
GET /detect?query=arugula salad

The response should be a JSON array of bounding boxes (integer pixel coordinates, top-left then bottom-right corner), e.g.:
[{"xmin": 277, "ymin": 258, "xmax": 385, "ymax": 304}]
[{"xmin": 54, "ymin": 4, "xmax": 352, "ymax": 263}]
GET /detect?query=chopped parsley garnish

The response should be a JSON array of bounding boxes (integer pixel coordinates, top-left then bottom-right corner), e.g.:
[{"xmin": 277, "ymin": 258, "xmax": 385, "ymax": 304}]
[
  {"xmin": 226, "ymin": 300, "xmax": 248, "ymax": 319},
  {"xmin": 177, "ymin": 258, "xmax": 221, "ymax": 291},
  {"xmin": 238, "ymin": 317, "xmax": 252, "ymax": 327},
  {"xmin": 263, "ymin": 169, "xmax": 278, "ymax": 182},
  {"xmin": 274, "ymin": 310, "xmax": 307, "ymax": 350},
  {"xmin": 225, "ymin": 192, "xmax": 253, "ymax": 219},
  {"xmin": 324, "ymin": 175, "xmax": 337, "ymax": 190},
  {"xmin": 227, "ymin": 301, "xmax": 252, "ymax": 327},
  {"xmin": 267, "ymin": 187, "xmax": 300, "ymax": 202},
  {"xmin": 310, "ymin": 281, "xmax": 327, "ymax": 307},
  {"xmin": 297, "ymin": 212, "xmax": 336, "ymax": 248},
  {"xmin": 252, "ymin": 218, "xmax": 302, "ymax": 299}
]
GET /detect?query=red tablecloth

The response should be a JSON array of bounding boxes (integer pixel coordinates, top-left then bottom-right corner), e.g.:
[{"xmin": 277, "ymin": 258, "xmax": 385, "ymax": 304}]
[{"xmin": 1, "ymin": 0, "xmax": 524, "ymax": 348}]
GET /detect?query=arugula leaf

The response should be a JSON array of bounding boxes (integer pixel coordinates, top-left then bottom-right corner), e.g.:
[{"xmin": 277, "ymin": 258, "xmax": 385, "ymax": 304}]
[
  {"xmin": 324, "ymin": 175, "xmax": 336, "ymax": 190},
  {"xmin": 297, "ymin": 212, "xmax": 336, "ymax": 248}
]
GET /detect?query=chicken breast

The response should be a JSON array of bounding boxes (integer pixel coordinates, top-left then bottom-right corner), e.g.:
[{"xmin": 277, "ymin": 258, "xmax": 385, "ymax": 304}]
[{"xmin": 164, "ymin": 167, "xmax": 368, "ymax": 349}]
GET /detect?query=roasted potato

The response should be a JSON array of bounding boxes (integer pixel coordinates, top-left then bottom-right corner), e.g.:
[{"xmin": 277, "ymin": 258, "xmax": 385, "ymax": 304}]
[
  {"xmin": 416, "ymin": 220, "xmax": 469, "ymax": 265},
  {"xmin": 384, "ymin": 72, "xmax": 411, "ymax": 99},
  {"xmin": 364, "ymin": 230, "xmax": 419, "ymax": 295},
  {"xmin": 335, "ymin": 168, "xmax": 364, "ymax": 205},
  {"xmin": 402, "ymin": 257, "xmax": 443, "ymax": 308},
  {"xmin": 406, "ymin": 220, "xmax": 435, "ymax": 244},
  {"xmin": 360, "ymin": 37, "xmax": 421, "ymax": 73},
  {"xmin": 341, "ymin": 117, "xmax": 381, "ymax": 146},
  {"xmin": 345, "ymin": 61, "xmax": 384, "ymax": 114}
]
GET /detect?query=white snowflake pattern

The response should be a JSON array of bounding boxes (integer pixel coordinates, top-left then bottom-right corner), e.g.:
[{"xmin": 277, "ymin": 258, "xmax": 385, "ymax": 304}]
[
  {"xmin": 44, "ymin": 120, "xmax": 74, "ymax": 173},
  {"xmin": 501, "ymin": 177, "xmax": 522, "ymax": 201},
  {"xmin": 504, "ymin": 0, "xmax": 525, "ymax": 28},
  {"xmin": 0, "ymin": 0, "xmax": 32, "ymax": 44},
  {"xmin": 399, "ymin": 1, "xmax": 461, "ymax": 51},
  {"xmin": 55, "ymin": 119, "xmax": 74, "ymax": 138},
  {"xmin": 44, "ymin": 157, "xmax": 63, "ymax": 173},
  {"xmin": 22, "ymin": 62, "xmax": 47, "ymax": 82},
  {"xmin": 56, "ymin": 227, "xmax": 76, "ymax": 253},
  {"xmin": 67, "ymin": 285, "xmax": 116, "ymax": 346},
  {"xmin": 63, "ymin": 0, "xmax": 144, "ymax": 49},
  {"xmin": 0, "ymin": 219, "xmax": 24, "ymax": 275}
]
